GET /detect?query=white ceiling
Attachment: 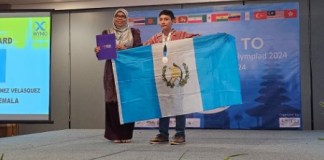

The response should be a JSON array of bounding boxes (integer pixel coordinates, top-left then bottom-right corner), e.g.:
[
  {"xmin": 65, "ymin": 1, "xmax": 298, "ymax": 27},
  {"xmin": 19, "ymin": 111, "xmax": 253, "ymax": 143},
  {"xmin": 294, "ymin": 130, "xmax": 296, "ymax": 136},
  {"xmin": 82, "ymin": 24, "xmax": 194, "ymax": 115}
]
[
  {"xmin": 0, "ymin": 0, "xmax": 91, "ymax": 5},
  {"xmin": 2, "ymin": 0, "xmax": 237, "ymax": 10}
]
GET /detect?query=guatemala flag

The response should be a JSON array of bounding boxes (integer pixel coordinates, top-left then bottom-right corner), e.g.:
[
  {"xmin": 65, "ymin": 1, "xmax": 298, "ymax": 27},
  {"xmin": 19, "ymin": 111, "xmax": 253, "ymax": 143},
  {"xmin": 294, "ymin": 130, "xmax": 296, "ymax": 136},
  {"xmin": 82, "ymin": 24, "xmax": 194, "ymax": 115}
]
[{"xmin": 113, "ymin": 33, "xmax": 242, "ymax": 124}]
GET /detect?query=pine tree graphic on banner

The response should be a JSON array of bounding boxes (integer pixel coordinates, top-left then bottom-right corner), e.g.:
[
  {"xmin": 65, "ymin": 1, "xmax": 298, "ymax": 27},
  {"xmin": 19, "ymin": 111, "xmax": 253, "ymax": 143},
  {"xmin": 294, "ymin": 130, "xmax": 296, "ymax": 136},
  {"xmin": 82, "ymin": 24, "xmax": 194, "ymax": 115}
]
[{"xmin": 246, "ymin": 59, "xmax": 299, "ymax": 129}]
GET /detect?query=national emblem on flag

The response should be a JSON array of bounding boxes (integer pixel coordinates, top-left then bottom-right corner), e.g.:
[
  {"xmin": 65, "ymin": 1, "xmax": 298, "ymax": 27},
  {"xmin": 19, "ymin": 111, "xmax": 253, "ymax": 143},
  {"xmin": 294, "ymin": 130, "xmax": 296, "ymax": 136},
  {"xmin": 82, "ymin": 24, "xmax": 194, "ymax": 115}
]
[{"xmin": 162, "ymin": 63, "xmax": 189, "ymax": 88}]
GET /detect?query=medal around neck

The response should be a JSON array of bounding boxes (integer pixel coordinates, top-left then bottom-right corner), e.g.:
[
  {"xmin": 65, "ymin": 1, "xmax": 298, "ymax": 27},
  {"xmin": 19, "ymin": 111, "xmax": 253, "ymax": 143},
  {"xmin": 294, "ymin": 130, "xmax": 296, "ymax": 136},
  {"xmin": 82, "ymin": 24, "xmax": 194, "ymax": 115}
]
[{"xmin": 162, "ymin": 57, "xmax": 168, "ymax": 63}]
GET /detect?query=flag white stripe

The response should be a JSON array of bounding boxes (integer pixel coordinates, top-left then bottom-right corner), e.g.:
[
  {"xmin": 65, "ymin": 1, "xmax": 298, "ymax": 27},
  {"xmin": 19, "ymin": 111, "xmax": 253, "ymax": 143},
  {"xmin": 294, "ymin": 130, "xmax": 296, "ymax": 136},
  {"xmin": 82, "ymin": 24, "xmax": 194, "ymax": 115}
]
[
  {"xmin": 112, "ymin": 60, "xmax": 124, "ymax": 124},
  {"xmin": 152, "ymin": 38, "xmax": 203, "ymax": 117}
]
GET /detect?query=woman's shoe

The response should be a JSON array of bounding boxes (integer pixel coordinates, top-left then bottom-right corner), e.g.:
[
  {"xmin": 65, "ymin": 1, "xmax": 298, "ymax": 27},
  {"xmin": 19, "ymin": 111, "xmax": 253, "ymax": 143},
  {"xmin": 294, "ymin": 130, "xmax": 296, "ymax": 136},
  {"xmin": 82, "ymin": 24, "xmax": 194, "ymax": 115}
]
[
  {"xmin": 121, "ymin": 139, "xmax": 131, "ymax": 143},
  {"xmin": 112, "ymin": 140, "xmax": 122, "ymax": 143}
]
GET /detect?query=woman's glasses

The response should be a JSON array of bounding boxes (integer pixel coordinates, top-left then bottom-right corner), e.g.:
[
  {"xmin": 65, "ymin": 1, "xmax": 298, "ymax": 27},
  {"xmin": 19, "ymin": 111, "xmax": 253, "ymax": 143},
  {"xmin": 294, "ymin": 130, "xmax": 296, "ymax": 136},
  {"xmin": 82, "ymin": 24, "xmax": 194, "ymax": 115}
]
[{"xmin": 115, "ymin": 15, "xmax": 126, "ymax": 19}]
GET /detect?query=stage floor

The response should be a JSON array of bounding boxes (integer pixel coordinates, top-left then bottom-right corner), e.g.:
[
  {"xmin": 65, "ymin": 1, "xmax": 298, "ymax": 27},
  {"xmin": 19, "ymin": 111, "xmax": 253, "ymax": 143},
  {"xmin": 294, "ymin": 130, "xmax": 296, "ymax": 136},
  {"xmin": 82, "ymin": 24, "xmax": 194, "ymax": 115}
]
[{"xmin": 0, "ymin": 129, "xmax": 324, "ymax": 160}]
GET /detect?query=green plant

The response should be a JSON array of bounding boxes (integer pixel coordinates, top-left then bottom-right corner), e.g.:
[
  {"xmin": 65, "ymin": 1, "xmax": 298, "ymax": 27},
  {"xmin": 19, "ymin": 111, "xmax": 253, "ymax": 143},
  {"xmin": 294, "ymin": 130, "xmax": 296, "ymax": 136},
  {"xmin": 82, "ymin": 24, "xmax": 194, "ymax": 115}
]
[
  {"xmin": 0, "ymin": 153, "xmax": 4, "ymax": 160},
  {"xmin": 320, "ymin": 101, "xmax": 324, "ymax": 108},
  {"xmin": 224, "ymin": 153, "xmax": 248, "ymax": 160},
  {"xmin": 318, "ymin": 138, "xmax": 324, "ymax": 140}
]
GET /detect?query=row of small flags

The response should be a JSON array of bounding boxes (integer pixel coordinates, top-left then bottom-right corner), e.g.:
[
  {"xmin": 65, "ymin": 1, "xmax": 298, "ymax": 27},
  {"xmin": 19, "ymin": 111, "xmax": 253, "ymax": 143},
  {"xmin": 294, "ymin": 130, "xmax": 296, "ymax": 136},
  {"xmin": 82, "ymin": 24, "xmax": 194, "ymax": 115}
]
[
  {"xmin": 128, "ymin": 9, "xmax": 297, "ymax": 26},
  {"xmin": 254, "ymin": 9, "xmax": 297, "ymax": 20}
]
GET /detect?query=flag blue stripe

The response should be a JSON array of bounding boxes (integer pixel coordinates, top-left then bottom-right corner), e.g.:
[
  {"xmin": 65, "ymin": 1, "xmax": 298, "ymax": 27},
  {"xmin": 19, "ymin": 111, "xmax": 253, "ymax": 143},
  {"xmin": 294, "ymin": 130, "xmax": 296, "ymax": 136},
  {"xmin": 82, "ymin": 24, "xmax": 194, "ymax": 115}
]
[
  {"xmin": 115, "ymin": 45, "xmax": 161, "ymax": 123},
  {"xmin": 194, "ymin": 33, "xmax": 242, "ymax": 110},
  {"xmin": 0, "ymin": 49, "xmax": 6, "ymax": 83}
]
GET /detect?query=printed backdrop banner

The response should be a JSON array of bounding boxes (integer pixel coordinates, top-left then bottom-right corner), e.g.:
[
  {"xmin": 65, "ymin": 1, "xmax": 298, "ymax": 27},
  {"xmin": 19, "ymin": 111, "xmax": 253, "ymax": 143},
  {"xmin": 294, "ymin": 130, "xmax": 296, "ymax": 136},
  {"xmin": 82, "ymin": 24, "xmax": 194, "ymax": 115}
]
[
  {"xmin": 114, "ymin": 33, "xmax": 242, "ymax": 124},
  {"xmin": 128, "ymin": 2, "xmax": 301, "ymax": 129}
]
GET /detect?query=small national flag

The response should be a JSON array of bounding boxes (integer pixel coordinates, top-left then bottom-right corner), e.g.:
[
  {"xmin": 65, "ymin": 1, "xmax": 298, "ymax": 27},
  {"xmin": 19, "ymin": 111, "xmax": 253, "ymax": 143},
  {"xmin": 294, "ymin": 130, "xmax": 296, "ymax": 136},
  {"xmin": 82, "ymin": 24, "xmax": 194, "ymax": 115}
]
[
  {"xmin": 215, "ymin": 13, "xmax": 229, "ymax": 21},
  {"xmin": 244, "ymin": 12, "xmax": 250, "ymax": 21},
  {"xmin": 254, "ymin": 11, "xmax": 267, "ymax": 20},
  {"xmin": 228, "ymin": 13, "xmax": 241, "ymax": 21},
  {"xmin": 176, "ymin": 16, "xmax": 188, "ymax": 23},
  {"xmin": 114, "ymin": 33, "xmax": 242, "ymax": 124},
  {"xmin": 145, "ymin": 17, "xmax": 157, "ymax": 25},
  {"xmin": 187, "ymin": 15, "xmax": 207, "ymax": 23},
  {"xmin": 284, "ymin": 9, "xmax": 297, "ymax": 18},
  {"xmin": 207, "ymin": 14, "xmax": 213, "ymax": 22},
  {"xmin": 208, "ymin": 13, "xmax": 229, "ymax": 22},
  {"xmin": 128, "ymin": 17, "xmax": 145, "ymax": 26},
  {"xmin": 0, "ymin": 49, "xmax": 6, "ymax": 82},
  {"xmin": 267, "ymin": 10, "xmax": 284, "ymax": 19}
]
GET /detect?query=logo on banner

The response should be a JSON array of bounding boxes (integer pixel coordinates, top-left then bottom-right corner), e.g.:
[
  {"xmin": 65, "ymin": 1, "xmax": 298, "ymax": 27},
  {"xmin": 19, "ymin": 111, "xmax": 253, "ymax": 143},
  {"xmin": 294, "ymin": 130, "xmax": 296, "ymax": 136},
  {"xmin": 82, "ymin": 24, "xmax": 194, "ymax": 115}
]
[
  {"xmin": 35, "ymin": 21, "xmax": 45, "ymax": 31},
  {"xmin": 32, "ymin": 19, "xmax": 50, "ymax": 48},
  {"xmin": 33, "ymin": 21, "xmax": 48, "ymax": 37},
  {"xmin": 162, "ymin": 63, "xmax": 189, "ymax": 88}
]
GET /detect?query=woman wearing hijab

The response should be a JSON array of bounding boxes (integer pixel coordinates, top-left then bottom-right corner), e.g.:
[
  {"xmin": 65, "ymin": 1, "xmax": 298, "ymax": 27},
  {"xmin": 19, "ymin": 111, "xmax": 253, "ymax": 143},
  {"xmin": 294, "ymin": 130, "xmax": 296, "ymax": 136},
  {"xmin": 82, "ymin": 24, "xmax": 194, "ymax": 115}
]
[{"xmin": 95, "ymin": 8, "xmax": 142, "ymax": 143}]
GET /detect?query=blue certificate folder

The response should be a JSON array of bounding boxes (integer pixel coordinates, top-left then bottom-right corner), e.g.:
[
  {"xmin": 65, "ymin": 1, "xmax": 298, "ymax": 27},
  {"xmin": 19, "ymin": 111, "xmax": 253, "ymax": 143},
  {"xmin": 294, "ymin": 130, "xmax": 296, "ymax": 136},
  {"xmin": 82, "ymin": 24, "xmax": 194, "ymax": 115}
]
[{"xmin": 96, "ymin": 34, "xmax": 116, "ymax": 60}]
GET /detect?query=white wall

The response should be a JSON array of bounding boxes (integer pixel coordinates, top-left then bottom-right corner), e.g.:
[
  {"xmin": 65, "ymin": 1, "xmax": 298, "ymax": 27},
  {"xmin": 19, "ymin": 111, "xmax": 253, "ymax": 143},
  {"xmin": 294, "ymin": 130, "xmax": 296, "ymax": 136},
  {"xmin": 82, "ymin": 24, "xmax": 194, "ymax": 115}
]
[{"xmin": 11, "ymin": 0, "xmax": 241, "ymax": 10}]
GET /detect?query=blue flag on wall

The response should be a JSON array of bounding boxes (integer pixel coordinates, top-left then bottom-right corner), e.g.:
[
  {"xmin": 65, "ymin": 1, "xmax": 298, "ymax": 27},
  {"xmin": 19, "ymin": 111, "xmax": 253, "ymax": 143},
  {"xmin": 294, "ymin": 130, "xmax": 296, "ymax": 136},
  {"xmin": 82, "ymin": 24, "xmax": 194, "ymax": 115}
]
[{"xmin": 113, "ymin": 33, "xmax": 242, "ymax": 124}]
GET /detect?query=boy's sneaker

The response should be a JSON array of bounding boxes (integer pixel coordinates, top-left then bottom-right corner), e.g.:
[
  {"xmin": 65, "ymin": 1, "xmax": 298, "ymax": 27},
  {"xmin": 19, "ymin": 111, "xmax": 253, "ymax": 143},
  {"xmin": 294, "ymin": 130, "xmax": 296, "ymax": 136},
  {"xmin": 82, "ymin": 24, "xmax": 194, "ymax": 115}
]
[
  {"xmin": 170, "ymin": 134, "xmax": 185, "ymax": 145},
  {"xmin": 150, "ymin": 134, "xmax": 169, "ymax": 144}
]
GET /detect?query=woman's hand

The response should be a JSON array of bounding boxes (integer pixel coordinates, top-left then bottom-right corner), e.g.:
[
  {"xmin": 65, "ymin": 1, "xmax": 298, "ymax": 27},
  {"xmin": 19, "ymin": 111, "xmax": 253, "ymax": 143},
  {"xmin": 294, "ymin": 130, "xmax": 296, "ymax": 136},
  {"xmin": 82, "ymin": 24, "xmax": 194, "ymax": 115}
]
[{"xmin": 94, "ymin": 46, "xmax": 100, "ymax": 54}]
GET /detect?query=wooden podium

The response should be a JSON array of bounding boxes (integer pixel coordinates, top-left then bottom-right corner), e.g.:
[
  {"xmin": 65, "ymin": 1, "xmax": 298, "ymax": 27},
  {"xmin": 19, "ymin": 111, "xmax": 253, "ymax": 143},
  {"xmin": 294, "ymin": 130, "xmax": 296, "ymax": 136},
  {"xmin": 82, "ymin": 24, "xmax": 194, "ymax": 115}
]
[{"xmin": 0, "ymin": 124, "xmax": 18, "ymax": 137}]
